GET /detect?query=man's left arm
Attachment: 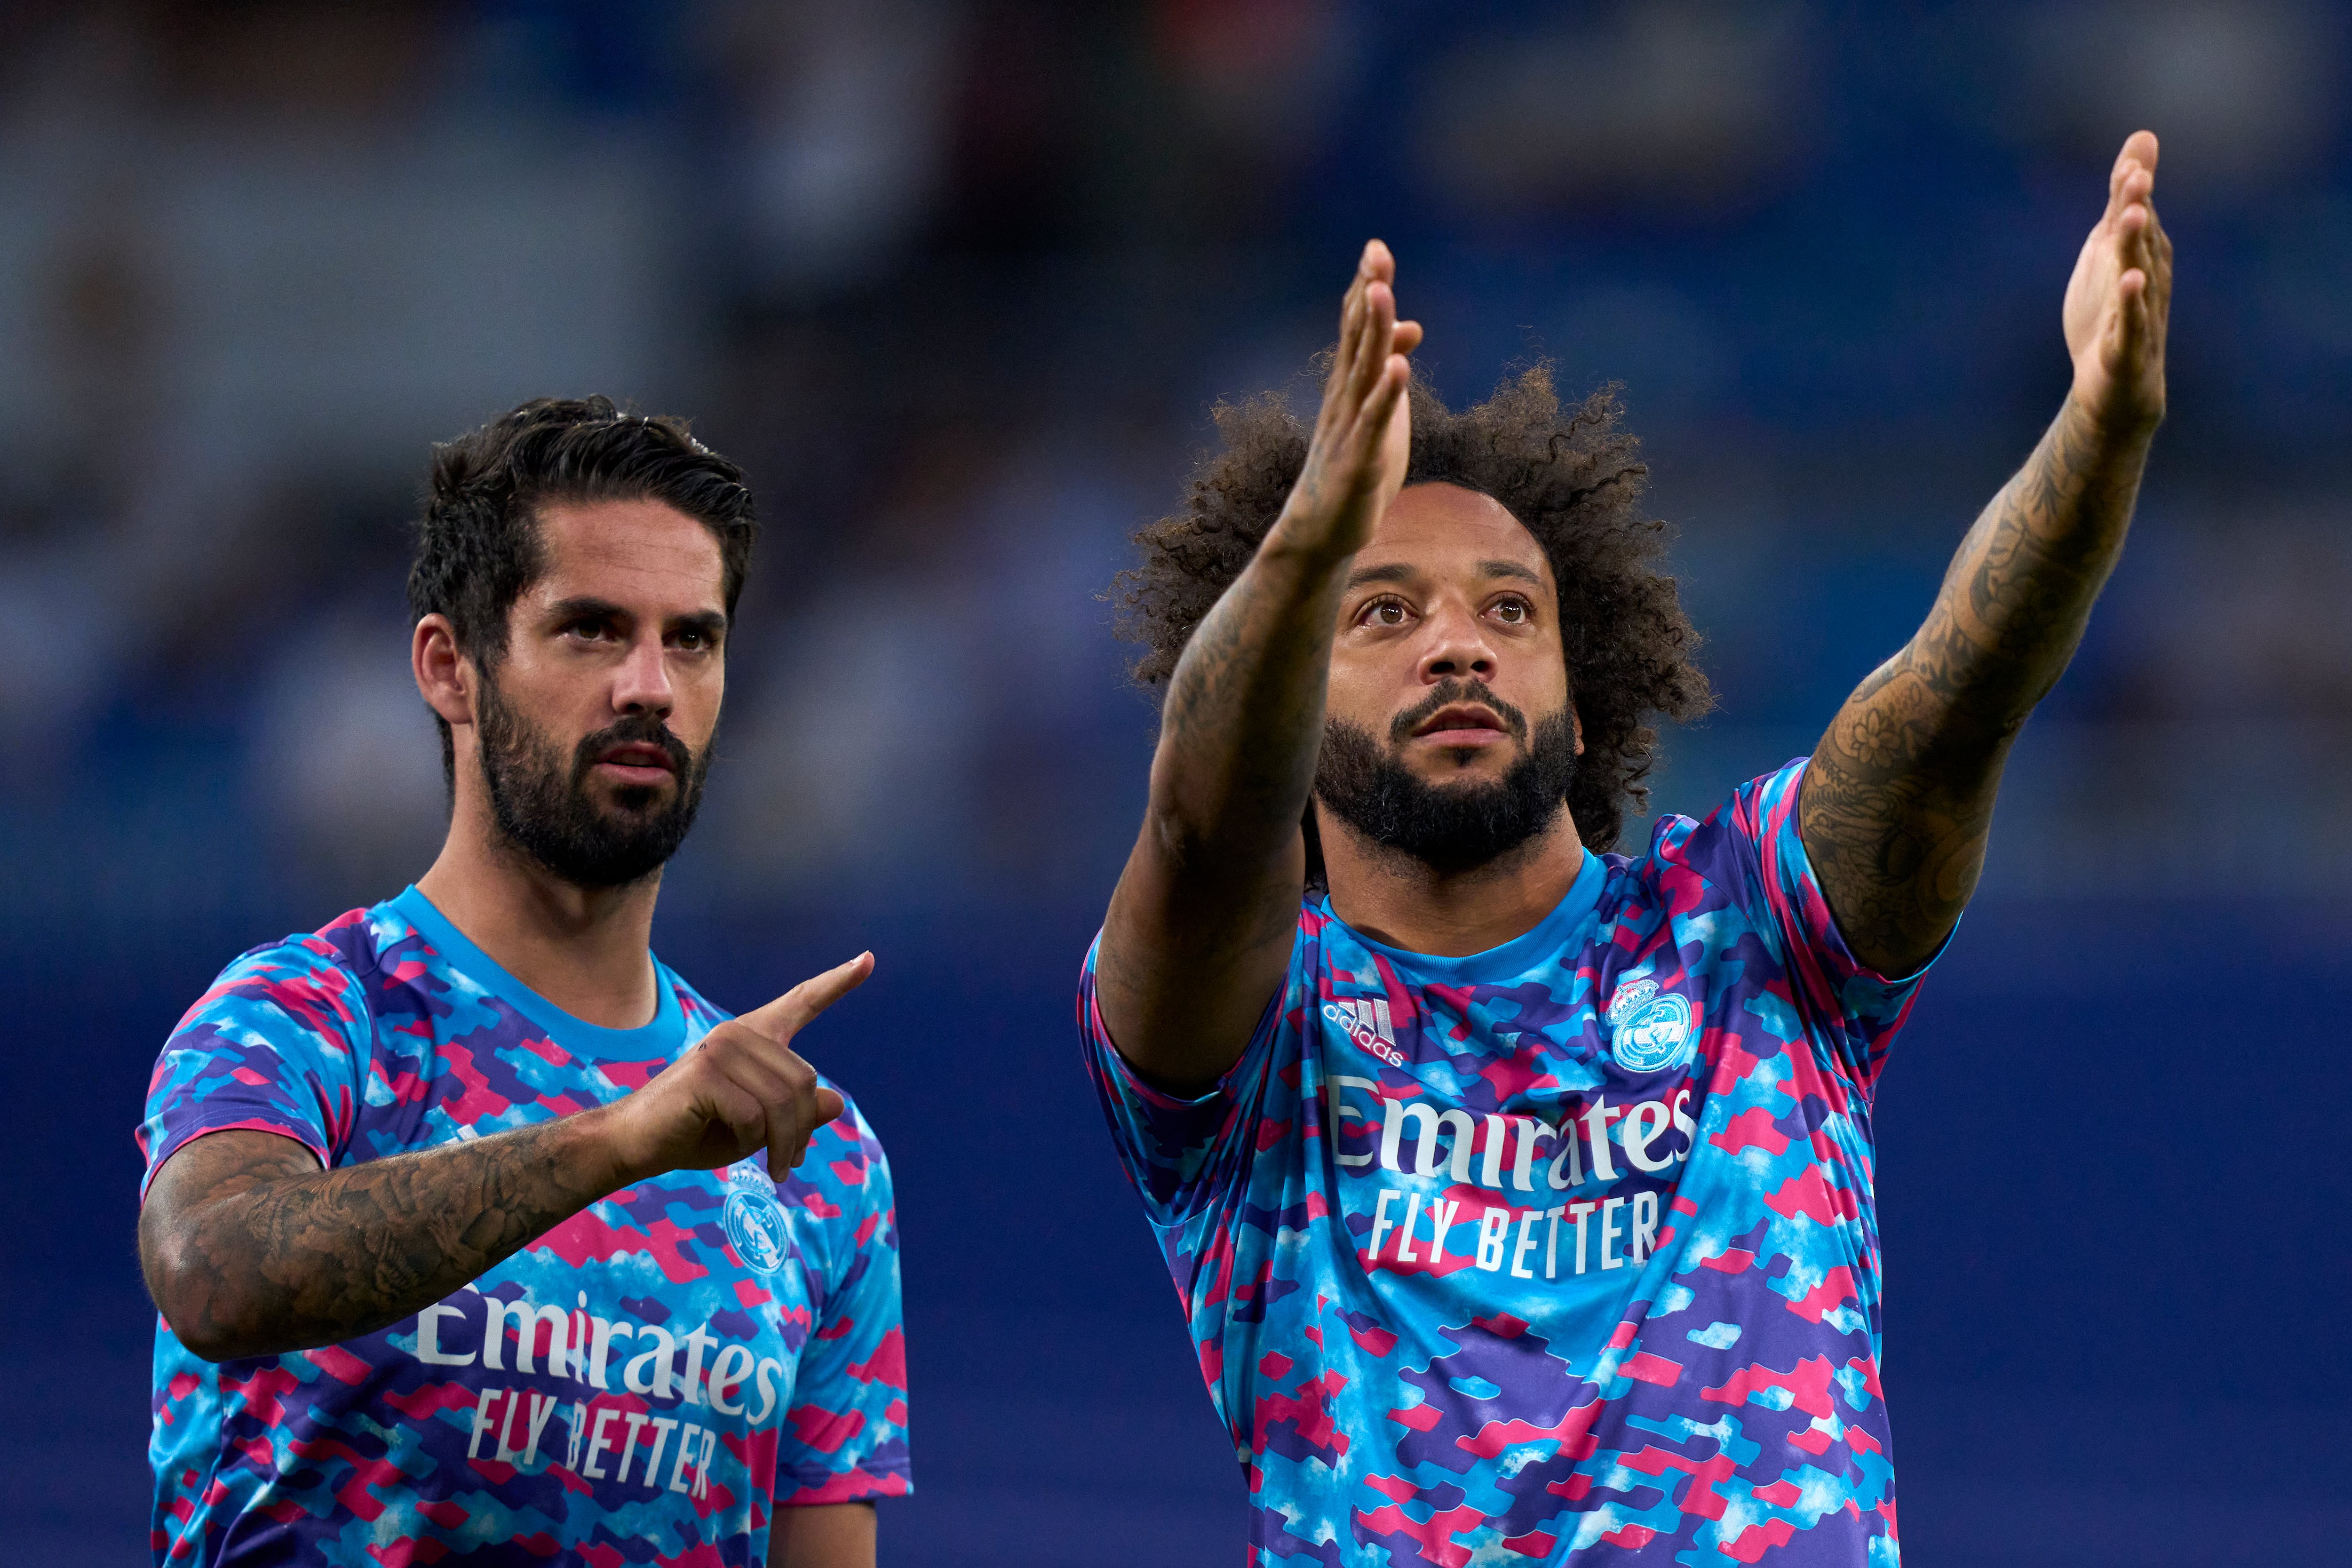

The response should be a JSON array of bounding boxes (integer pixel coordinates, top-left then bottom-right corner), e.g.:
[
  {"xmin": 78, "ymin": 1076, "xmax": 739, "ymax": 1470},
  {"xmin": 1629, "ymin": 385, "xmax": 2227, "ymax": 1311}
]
[
  {"xmin": 768, "ymin": 1502, "xmax": 873, "ymax": 1568},
  {"xmin": 1801, "ymin": 130, "xmax": 2173, "ymax": 976}
]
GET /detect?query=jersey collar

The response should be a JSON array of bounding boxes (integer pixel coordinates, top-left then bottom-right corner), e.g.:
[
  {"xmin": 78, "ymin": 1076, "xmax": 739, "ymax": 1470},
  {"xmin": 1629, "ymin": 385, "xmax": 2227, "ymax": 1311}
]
[
  {"xmin": 387, "ymin": 884, "xmax": 686, "ymax": 1059},
  {"xmin": 1319, "ymin": 848, "xmax": 1605, "ymax": 984}
]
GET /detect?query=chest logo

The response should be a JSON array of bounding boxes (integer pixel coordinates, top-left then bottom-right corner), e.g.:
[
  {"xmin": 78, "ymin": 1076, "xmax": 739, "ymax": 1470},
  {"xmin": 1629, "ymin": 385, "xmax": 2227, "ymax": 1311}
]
[
  {"xmin": 1322, "ymin": 997, "xmax": 1406, "ymax": 1069},
  {"xmin": 722, "ymin": 1163, "xmax": 792, "ymax": 1276},
  {"xmin": 1605, "ymin": 978, "xmax": 1695, "ymax": 1074}
]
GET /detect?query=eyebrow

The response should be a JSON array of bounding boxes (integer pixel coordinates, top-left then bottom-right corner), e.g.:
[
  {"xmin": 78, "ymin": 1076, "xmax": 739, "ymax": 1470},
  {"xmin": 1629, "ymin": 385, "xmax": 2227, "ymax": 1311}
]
[
  {"xmin": 1344, "ymin": 562, "xmax": 1419, "ymax": 589},
  {"xmin": 1344, "ymin": 560, "xmax": 1543, "ymax": 590},
  {"xmin": 546, "ymin": 596, "xmax": 626, "ymax": 624},
  {"xmin": 544, "ymin": 597, "xmax": 730, "ymax": 637}
]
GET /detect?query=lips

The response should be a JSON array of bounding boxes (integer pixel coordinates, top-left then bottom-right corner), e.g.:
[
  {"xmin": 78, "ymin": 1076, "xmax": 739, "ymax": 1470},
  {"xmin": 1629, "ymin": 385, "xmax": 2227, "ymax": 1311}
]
[
  {"xmin": 1413, "ymin": 704, "xmax": 1507, "ymax": 739},
  {"xmin": 596, "ymin": 742, "xmax": 675, "ymax": 774},
  {"xmin": 1386, "ymin": 680, "xmax": 1531, "ymax": 749}
]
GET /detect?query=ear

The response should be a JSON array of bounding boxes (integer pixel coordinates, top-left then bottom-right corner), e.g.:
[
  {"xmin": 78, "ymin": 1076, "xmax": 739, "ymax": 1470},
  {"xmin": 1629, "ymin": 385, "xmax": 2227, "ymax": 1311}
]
[{"xmin": 413, "ymin": 614, "xmax": 477, "ymax": 728}]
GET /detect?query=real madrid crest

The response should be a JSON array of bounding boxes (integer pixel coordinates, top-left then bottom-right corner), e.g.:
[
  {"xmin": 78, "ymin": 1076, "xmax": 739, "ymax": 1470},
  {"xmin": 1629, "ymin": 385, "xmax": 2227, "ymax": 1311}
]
[
  {"xmin": 721, "ymin": 1160, "xmax": 792, "ymax": 1276},
  {"xmin": 1603, "ymin": 975, "xmax": 1695, "ymax": 1075}
]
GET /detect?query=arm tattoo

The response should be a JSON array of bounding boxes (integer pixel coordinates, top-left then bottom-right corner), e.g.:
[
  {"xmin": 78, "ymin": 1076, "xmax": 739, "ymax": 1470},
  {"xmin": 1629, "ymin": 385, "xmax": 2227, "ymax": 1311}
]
[
  {"xmin": 1161, "ymin": 554, "xmax": 1341, "ymax": 850},
  {"xmin": 1095, "ymin": 541, "xmax": 1346, "ymax": 1084},
  {"xmin": 1801, "ymin": 398, "xmax": 2153, "ymax": 975},
  {"xmin": 140, "ymin": 1118, "xmax": 618, "ymax": 1361}
]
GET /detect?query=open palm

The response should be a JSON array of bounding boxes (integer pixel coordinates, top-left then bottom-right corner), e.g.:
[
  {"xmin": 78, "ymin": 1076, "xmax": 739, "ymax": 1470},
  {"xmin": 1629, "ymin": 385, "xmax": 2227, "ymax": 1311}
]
[{"xmin": 2064, "ymin": 130, "xmax": 2172, "ymax": 432}]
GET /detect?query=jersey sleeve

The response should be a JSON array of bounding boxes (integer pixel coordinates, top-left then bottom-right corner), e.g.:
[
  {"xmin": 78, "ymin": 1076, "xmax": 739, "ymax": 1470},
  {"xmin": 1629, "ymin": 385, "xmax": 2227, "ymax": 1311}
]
[
  {"xmin": 137, "ymin": 936, "xmax": 373, "ymax": 1197},
  {"xmin": 1076, "ymin": 929, "xmax": 1287, "ymax": 1227},
  {"xmin": 774, "ymin": 1096, "xmax": 912, "ymax": 1506},
  {"xmin": 1724, "ymin": 757, "xmax": 1949, "ymax": 1091}
]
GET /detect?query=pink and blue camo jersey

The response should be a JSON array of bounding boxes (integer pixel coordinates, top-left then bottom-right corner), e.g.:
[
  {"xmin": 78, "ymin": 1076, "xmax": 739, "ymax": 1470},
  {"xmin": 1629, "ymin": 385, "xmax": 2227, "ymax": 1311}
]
[
  {"xmin": 140, "ymin": 886, "xmax": 909, "ymax": 1567},
  {"xmin": 1080, "ymin": 762, "xmax": 1935, "ymax": 1565}
]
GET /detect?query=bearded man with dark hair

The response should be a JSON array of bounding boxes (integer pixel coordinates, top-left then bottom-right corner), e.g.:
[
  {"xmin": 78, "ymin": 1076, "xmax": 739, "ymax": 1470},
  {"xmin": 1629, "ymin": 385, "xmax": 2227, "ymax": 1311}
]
[
  {"xmin": 138, "ymin": 398, "xmax": 907, "ymax": 1567},
  {"xmin": 1080, "ymin": 134, "xmax": 2171, "ymax": 1565}
]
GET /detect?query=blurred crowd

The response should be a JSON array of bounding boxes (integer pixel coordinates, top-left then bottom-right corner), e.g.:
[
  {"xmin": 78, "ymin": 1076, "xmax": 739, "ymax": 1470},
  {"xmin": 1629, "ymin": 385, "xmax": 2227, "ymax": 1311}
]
[{"xmin": 5, "ymin": 0, "xmax": 2352, "ymax": 941}]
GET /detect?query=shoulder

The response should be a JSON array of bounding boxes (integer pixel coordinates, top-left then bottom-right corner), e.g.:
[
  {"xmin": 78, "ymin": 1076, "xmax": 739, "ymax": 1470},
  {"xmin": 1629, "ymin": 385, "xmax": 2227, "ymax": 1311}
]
[
  {"xmin": 173, "ymin": 905, "xmax": 392, "ymax": 1042},
  {"xmin": 776, "ymin": 1084, "xmax": 896, "ymax": 1273},
  {"xmin": 812, "ymin": 1078, "xmax": 890, "ymax": 1172},
  {"xmin": 1617, "ymin": 759, "xmax": 1812, "ymax": 898},
  {"xmin": 1278, "ymin": 900, "xmax": 1346, "ymax": 1027}
]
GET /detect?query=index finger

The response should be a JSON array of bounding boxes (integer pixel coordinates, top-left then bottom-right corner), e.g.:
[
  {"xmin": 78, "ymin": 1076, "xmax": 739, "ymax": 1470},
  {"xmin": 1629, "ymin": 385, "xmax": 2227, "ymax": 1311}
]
[{"xmin": 740, "ymin": 951, "xmax": 875, "ymax": 1041}]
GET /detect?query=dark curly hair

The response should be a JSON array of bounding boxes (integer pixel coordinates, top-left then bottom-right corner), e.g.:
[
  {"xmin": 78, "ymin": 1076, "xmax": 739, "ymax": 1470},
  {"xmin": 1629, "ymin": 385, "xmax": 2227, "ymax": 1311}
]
[
  {"xmin": 1113, "ymin": 364, "xmax": 1713, "ymax": 863},
  {"xmin": 408, "ymin": 395, "xmax": 759, "ymax": 786}
]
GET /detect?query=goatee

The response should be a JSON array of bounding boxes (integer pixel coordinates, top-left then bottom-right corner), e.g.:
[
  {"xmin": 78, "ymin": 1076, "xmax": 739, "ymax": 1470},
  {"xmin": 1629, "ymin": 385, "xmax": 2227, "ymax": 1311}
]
[
  {"xmin": 1314, "ymin": 679, "xmax": 1578, "ymax": 876},
  {"xmin": 476, "ymin": 674, "xmax": 711, "ymax": 890}
]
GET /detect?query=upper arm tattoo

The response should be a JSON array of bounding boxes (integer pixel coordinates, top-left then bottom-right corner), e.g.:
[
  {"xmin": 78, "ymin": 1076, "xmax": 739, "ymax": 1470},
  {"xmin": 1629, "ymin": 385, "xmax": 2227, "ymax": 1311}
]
[{"xmin": 1802, "ymin": 401, "xmax": 2150, "ymax": 974}]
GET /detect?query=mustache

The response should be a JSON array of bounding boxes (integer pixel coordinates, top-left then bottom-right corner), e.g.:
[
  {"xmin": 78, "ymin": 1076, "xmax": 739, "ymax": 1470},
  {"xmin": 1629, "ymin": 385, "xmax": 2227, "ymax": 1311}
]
[
  {"xmin": 1387, "ymin": 678, "xmax": 1531, "ymax": 745},
  {"xmin": 569, "ymin": 712, "xmax": 694, "ymax": 782}
]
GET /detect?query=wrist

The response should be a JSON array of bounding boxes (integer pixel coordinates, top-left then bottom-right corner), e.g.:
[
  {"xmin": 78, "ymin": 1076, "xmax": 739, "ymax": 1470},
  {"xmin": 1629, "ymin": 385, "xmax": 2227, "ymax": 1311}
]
[
  {"xmin": 558, "ymin": 1101, "xmax": 647, "ymax": 1196},
  {"xmin": 2063, "ymin": 381, "xmax": 2162, "ymax": 451},
  {"xmin": 1259, "ymin": 508, "xmax": 1363, "ymax": 576}
]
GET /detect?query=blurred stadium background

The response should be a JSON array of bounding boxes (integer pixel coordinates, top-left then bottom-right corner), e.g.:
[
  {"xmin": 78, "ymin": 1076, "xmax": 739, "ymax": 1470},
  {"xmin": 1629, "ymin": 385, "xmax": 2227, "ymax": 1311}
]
[{"xmin": 4, "ymin": 2, "xmax": 2351, "ymax": 1563}]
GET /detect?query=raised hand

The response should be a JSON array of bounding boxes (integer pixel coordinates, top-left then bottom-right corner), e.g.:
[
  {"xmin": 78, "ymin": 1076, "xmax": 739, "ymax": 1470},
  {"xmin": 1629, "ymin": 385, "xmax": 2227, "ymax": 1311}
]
[
  {"xmin": 2064, "ymin": 130, "xmax": 2172, "ymax": 435},
  {"xmin": 1802, "ymin": 131, "xmax": 2174, "ymax": 979},
  {"xmin": 607, "ymin": 953, "xmax": 872, "ymax": 1181},
  {"xmin": 1279, "ymin": 239, "xmax": 1423, "ymax": 562}
]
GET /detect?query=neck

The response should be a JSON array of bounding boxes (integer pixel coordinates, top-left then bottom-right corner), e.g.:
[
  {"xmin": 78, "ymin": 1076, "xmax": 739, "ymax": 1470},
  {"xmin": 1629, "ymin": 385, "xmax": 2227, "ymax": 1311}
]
[
  {"xmin": 414, "ymin": 785, "xmax": 664, "ymax": 1031},
  {"xmin": 1318, "ymin": 804, "xmax": 1585, "ymax": 958}
]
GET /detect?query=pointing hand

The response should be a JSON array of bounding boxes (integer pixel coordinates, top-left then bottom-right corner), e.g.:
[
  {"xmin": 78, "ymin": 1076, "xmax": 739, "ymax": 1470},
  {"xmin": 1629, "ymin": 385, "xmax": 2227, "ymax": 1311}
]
[{"xmin": 605, "ymin": 953, "xmax": 873, "ymax": 1183}]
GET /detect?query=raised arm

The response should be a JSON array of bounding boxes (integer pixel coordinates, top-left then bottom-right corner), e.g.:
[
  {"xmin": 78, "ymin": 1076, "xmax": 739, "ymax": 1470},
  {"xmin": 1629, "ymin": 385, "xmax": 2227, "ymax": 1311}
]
[
  {"xmin": 1801, "ymin": 132, "xmax": 2173, "ymax": 975},
  {"xmin": 138, "ymin": 955, "xmax": 869, "ymax": 1361},
  {"xmin": 1096, "ymin": 241, "xmax": 1420, "ymax": 1090}
]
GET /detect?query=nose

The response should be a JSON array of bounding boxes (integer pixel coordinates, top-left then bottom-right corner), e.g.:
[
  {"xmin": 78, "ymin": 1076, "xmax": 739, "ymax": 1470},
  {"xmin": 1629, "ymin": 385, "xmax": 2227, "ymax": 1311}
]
[
  {"xmin": 1417, "ymin": 600, "xmax": 1498, "ymax": 684},
  {"xmin": 611, "ymin": 631, "xmax": 675, "ymax": 718}
]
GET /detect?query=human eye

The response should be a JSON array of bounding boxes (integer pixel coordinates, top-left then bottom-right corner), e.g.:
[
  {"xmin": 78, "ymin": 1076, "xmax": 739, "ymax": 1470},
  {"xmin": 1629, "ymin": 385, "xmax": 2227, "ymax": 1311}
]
[
  {"xmin": 561, "ymin": 614, "xmax": 616, "ymax": 642},
  {"xmin": 1489, "ymin": 595, "xmax": 1533, "ymax": 625},
  {"xmin": 1359, "ymin": 597, "xmax": 1413, "ymax": 629}
]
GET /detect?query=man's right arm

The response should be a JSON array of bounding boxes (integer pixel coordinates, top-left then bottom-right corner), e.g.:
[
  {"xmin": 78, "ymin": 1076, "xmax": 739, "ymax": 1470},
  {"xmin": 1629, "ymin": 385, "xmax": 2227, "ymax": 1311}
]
[
  {"xmin": 1095, "ymin": 241, "xmax": 1417, "ymax": 1091},
  {"xmin": 138, "ymin": 953, "xmax": 872, "ymax": 1363}
]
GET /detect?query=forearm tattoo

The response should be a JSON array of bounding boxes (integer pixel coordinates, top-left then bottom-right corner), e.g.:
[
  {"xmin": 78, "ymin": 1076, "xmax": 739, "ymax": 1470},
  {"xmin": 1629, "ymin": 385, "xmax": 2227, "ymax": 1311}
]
[
  {"xmin": 141, "ymin": 1119, "xmax": 612, "ymax": 1361},
  {"xmin": 1093, "ymin": 547, "xmax": 1346, "ymax": 1079},
  {"xmin": 1801, "ymin": 398, "xmax": 2152, "ymax": 974}
]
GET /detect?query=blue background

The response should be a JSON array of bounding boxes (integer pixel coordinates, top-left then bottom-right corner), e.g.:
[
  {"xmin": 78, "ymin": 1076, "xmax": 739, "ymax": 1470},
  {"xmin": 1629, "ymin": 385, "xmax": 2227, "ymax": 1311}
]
[{"xmin": 5, "ymin": 1, "xmax": 2352, "ymax": 1561}]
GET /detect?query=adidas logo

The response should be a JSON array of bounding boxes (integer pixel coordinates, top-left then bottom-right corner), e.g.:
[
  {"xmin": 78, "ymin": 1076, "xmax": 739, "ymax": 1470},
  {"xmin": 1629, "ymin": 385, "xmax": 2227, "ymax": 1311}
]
[{"xmin": 1322, "ymin": 998, "xmax": 1407, "ymax": 1068}]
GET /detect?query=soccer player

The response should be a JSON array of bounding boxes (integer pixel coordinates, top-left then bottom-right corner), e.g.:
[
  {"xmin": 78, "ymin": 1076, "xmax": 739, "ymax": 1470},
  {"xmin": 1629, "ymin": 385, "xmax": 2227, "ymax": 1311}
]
[
  {"xmin": 137, "ymin": 400, "xmax": 908, "ymax": 1566},
  {"xmin": 1080, "ymin": 134, "xmax": 2170, "ymax": 1562}
]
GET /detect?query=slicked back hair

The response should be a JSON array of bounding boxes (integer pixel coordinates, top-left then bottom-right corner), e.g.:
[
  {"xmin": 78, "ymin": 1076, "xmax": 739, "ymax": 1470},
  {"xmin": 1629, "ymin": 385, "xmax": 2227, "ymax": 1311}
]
[
  {"xmin": 407, "ymin": 396, "xmax": 758, "ymax": 786},
  {"xmin": 1113, "ymin": 364, "xmax": 1714, "ymax": 866}
]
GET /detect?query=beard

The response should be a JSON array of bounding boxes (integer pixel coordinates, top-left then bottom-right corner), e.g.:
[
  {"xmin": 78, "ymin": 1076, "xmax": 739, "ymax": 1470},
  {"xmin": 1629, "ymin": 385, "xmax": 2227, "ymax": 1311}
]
[
  {"xmin": 475, "ymin": 673, "xmax": 711, "ymax": 890},
  {"xmin": 1314, "ymin": 679, "xmax": 1579, "ymax": 876}
]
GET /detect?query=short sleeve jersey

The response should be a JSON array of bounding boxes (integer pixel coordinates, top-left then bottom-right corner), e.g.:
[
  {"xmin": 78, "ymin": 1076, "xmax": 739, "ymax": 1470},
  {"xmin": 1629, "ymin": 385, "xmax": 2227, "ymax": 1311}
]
[
  {"xmin": 140, "ymin": 887, "xmax": 909, "ymax": 1568},
  {"xmin": 1079, "ymin": 762, "xmax": 1937, "ymax": 1566}
]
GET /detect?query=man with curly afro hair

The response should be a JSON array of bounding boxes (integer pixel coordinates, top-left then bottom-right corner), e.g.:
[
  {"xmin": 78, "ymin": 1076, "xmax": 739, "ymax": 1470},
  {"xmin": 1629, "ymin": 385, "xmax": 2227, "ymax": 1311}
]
[{"xmin": 1079, "ymin": 133, "xmax": 2172, "ymax": 1566}]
